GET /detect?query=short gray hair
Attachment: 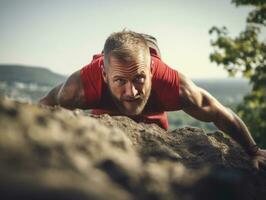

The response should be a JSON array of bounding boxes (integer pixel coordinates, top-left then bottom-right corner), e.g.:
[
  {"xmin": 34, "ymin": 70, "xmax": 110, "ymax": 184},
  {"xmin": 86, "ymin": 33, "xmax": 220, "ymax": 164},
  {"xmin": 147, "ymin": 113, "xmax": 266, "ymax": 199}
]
[{"xmin": 103, "ymin": 30, "xmax": 150, "ymax": 70}]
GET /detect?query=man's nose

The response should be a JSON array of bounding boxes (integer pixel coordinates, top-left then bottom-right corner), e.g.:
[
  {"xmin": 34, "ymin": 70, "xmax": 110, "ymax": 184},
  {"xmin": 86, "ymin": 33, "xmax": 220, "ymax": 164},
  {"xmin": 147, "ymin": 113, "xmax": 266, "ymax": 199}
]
[{"xmin": 124, "ymin": 82, "xmax": 138, "ymax": 97}]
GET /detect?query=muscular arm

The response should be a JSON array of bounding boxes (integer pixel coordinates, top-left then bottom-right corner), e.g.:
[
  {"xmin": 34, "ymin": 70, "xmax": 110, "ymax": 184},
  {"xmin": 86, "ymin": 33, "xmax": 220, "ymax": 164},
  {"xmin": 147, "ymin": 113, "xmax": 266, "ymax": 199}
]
[
  {"xmin": 38, "ymin": 83, "xmax": 63, "ymax": 106},
  {"xmin": 179, "ymin": 73, "xmax": 258, "ymax": 155},
  {"xmin": 38, "ymin": 70, "xmax": 87, "ymax": 109}
]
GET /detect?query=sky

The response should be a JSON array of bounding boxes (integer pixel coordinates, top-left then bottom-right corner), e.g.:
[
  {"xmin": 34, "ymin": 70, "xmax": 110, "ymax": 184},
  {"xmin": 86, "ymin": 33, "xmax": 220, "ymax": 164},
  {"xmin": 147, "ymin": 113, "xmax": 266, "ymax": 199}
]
[{"xmin": 0, "ymin": 0, "xmax": 257, "ymax": 78}]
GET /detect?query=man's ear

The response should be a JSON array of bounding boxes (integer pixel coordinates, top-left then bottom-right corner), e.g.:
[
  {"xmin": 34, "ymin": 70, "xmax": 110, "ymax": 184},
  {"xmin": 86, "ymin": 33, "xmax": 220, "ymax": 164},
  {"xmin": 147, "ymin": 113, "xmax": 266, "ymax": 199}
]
[
  {"xmin": 102, "ymin": 67, "xmax": 107, "ymax": 83},
  {"xmin": 150, "ymin": 59, "xmax": 153, "ymax": 77}
]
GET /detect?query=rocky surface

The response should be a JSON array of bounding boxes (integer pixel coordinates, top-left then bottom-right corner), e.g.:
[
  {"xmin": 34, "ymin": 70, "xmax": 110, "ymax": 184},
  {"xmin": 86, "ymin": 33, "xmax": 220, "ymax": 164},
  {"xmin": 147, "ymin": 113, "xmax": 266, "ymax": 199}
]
[{"xmin": 0, "ymin": 96, "xmax": 265, "ymax": 200}]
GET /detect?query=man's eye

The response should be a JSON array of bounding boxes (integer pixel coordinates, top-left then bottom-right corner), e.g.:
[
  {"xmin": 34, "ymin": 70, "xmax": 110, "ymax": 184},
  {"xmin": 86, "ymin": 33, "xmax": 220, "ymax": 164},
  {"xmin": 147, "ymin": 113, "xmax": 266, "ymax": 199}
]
[
  {"xmin": 115, "ymin": 79, "xmax": 126, "ymax": 85},
  {"xmin": 134, "ymin": 77, "xmax": 145, "ymax": 84}
]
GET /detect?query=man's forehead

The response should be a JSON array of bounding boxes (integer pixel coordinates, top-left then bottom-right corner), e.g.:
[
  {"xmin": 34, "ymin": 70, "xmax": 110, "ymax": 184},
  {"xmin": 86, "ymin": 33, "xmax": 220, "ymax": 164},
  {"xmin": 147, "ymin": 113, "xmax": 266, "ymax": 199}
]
[{"xmin": 107, "ymin": 55, "xmax": 150, "ymax": 72}]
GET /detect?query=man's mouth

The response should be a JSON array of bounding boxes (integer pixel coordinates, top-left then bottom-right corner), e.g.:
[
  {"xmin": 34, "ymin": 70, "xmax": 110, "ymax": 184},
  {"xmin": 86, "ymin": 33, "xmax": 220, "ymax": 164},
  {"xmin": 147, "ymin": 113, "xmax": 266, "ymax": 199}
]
[
  {"xmin": 125, "ymin": 99, "xmax": 138, "ymax": 102},
  {"xmin": 123, "ymin": 98, "xmax": 142, "ymax": 104},
  {"xmin": 123, "ymin": 97, "xmax": 141, "ymax": 103}
]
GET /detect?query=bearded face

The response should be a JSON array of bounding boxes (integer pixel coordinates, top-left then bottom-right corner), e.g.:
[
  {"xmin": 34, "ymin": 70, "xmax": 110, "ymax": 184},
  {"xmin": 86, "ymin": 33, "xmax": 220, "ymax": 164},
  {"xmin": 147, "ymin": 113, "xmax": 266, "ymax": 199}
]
[{"xmin": 103, "ymin": 55, "xmax": 152, "ymax": 116}]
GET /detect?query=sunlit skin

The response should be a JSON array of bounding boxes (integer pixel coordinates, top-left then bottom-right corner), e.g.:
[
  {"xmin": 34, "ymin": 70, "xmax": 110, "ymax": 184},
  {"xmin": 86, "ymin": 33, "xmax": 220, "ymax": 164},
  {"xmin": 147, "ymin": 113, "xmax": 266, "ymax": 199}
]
[
  {"xmin": 38, "ymin": 44, "xmax": 266, "ymax": 170},
  {"xmin": 103, "ymin": 54, "xmax": 152, "ymax": 116}
]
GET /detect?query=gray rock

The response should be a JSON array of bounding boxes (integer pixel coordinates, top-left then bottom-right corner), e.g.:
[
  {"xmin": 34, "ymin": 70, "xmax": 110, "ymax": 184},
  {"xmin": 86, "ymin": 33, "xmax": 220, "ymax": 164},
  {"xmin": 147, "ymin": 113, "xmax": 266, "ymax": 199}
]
[{"xmin": 0, "ymin": 97, "xmax": 265, "ymax": 200}]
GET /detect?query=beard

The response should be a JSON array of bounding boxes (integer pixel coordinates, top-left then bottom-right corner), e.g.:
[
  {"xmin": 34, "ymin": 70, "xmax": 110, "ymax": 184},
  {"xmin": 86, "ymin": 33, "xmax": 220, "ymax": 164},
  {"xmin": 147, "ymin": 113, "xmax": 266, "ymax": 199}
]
[{"xmin": 107, "ymin": 81, "xmax": 151, "ymax": 116}]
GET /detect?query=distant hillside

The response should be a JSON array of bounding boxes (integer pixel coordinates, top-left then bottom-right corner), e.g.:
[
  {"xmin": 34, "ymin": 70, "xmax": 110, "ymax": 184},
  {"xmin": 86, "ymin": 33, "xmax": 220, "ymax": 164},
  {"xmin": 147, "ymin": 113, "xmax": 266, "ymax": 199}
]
[
  {"xmin": 194, "ymin": 78, "xmax": 251, "ymax": 105},
  {"xmin": 0, "ymin": 64, "xmax": 66, "ymax": 86}
]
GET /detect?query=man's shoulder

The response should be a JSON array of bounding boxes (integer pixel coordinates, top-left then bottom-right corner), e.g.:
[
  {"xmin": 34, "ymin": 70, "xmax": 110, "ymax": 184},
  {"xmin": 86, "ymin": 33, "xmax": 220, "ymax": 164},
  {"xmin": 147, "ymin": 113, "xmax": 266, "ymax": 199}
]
[
  {"xmin": 92, "ymin": 53, "xmax": 104, "ymax": 61},
  {"xmin": 151, "ymin": 55, "xmax": 177, "ymax": 80},
  {"xmin": 80, "ymin": 53, "xmax": 105, "ymax": 107},
  {"xmin": 150, "ymin": 56, "xmax": 181, "ymax": 111},
  {"xmin": 90, "ymin": 53, "xmax": 104, "ymax": 68},
  {"xmin": 81, "ymin": 53, "xmax": 104, "ymax": 76}
]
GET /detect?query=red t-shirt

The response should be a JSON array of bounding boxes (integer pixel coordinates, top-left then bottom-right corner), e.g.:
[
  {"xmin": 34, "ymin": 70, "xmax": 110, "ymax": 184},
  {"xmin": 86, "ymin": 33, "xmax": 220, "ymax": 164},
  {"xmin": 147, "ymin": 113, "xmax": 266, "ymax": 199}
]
[{"xmin": 80, "ymin": 51, "xmax": 181, "ymax": 129}]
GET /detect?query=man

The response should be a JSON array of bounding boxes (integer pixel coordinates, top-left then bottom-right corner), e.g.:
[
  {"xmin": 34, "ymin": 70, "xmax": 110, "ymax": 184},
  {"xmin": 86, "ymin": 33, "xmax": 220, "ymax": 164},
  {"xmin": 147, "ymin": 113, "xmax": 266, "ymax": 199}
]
[{"xmin": 39, "ymin": 30, "xmax": 266, "ymax": 170}]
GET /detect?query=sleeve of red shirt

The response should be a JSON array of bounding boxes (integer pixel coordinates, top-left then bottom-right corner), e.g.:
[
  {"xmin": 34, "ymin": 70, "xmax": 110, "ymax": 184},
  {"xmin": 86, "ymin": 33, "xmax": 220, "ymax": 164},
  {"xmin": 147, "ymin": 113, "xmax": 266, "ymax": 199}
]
[
  {"xmin": 80, "ymin": 54, "xmax": 104, "ymax": 108},
  {"xmin": 151, "ymin": 56, "xmax": 181, "ymax": 111}
]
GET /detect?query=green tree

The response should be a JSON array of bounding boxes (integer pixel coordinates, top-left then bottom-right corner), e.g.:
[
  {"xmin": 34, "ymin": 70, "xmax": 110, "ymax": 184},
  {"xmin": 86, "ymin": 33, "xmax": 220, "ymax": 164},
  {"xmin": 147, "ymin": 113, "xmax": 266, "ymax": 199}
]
[{"xmin": 209, "ymin": 0, "xmax": 266, "ymax": 147}]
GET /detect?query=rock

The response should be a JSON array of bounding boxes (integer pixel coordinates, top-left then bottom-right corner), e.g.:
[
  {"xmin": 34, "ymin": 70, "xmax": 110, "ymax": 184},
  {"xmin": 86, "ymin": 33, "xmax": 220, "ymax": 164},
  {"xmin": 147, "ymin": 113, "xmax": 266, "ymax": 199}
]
[{"xmin": 0, "ymin": 97, "xmax": 265, "ymax": 200}]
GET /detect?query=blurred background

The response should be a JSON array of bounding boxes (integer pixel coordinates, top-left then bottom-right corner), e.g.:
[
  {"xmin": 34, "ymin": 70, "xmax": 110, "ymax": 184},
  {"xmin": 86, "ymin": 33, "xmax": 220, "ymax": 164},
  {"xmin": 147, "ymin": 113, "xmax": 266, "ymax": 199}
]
[
  {"xmin": 0, "ymin": 0, "xmax": 265, "ymax": 145},
  {"xmin": 0, "ymin": 0, "xmax": 252, "ymax": 77}
]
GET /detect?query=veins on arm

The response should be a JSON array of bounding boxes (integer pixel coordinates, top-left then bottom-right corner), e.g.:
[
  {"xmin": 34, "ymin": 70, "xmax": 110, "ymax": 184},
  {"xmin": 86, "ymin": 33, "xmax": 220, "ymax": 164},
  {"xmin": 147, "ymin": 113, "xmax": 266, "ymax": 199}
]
[
  {"xmin": 39, "ymin": 70, "xmax": 87, "ymax": 110},
  {"xmin": 57, "ymin": 70, "xmax": 87, "ymax": 109},
  {"xmin": 178, "ymin": 72, "xmax": 256, "ymax": 152},
  {"xmin": 179, "ymin": 73, "xmax": 224, "ymax": 123}
]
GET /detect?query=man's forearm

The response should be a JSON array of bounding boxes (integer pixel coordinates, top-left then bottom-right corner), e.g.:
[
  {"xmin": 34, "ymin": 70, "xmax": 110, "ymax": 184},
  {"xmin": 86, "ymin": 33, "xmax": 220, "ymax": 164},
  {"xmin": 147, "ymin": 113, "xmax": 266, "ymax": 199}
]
[
  {"xmin": 214, "ymin": 109, "xmax": 258, "ymax": 155},
  {"xmin": 38, "ymin": 83, "xmax": 63, "ymax": 106}
]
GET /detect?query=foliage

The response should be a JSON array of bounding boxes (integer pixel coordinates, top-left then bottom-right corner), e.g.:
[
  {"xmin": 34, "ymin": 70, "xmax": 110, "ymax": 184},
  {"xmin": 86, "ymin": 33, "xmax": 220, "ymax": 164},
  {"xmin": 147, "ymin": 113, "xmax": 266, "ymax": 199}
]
[{"xmin": 209, "ymin": 0, "xmax": 266, "ymax": 147}]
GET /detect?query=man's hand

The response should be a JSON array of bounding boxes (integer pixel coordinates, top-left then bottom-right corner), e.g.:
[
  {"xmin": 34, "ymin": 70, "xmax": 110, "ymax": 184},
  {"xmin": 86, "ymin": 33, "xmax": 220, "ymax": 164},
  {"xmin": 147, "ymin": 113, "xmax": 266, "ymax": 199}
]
[{"xmin": 251, "ymin": 148, "xmax": 266, "ymax": 170}]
